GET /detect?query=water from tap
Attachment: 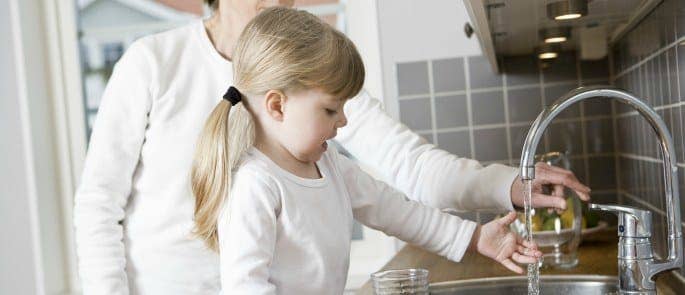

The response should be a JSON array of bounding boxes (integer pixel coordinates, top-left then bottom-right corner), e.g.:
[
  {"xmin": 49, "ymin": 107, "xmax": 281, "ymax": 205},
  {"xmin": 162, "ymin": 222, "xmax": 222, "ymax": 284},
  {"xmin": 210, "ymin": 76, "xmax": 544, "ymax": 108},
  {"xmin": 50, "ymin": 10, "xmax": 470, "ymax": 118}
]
[{"xmin": 524, "ymin": 179, "xmax": 541, "ymax": 295}]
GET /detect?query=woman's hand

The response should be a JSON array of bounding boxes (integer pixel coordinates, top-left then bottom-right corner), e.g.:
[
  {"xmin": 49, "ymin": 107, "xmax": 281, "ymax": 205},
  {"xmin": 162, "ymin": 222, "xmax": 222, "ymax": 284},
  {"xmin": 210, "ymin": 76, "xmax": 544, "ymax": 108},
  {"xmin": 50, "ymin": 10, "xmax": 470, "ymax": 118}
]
[
  {"xmin": 469, "ymin": 212, "xmax": 542, "ymax": 274},
  {"xmin": 510, "ymin": 162, "xmax": 591, "ymax": 210}
]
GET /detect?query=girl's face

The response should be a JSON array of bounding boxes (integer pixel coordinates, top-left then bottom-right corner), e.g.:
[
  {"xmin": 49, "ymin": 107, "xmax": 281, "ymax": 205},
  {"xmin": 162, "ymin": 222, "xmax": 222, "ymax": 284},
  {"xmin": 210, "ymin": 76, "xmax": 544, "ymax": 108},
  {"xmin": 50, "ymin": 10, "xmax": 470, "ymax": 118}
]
[{"xmin": 277, "ymin": 88, "xmax": 348, "ymax": 163}]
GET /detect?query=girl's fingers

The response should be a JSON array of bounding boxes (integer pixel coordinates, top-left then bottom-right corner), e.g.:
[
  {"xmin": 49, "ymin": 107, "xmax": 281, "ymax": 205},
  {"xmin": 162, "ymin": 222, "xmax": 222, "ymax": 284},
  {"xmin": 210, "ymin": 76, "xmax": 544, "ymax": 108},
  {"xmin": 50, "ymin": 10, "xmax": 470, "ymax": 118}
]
[
  {"xmin": 520, "ymin": 239, "xmax": 539, "ymax": 251},
  {"xmin": 500, "ymin": 258, "xmax": 524, "ymax": 274},
  {"xmin": 517, "ymin": 245, "xmax": 542, "ymax": 258},
  {"xmin": 497, "ymin": 212, "xmax": 518, "ymax": 226},
  {"xmin": 512, "ymin": 252, "xmax": 539, "ymax": 264}
]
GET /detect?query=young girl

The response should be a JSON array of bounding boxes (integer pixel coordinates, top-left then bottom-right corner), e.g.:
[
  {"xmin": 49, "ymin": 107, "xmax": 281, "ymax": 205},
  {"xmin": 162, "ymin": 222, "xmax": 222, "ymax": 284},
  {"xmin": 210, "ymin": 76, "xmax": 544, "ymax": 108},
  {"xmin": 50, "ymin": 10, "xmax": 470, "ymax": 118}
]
[{"xmin": 191, "ymin": 7, "xmax": 540, "ymax": 294}]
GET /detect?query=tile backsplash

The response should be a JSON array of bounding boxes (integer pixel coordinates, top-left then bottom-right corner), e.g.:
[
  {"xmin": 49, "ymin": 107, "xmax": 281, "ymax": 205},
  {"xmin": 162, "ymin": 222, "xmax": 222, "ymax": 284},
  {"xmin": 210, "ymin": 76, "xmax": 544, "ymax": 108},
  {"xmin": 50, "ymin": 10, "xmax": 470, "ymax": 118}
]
[
  {"xmin": 396, "ymin": 53, "xmax": 613, "ymax": 224},
  {"xmin": 611, "ymin": 0, "xmax": 685, "ymax": 279}
]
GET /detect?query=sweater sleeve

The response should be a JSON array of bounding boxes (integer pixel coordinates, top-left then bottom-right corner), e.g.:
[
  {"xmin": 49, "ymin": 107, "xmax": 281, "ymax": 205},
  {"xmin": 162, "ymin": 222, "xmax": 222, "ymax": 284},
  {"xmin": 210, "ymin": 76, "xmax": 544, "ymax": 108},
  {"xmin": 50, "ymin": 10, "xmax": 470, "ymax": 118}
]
[
  {"xmin": 218, "ymin": 169, "xmax": 279, "ymax": 295},
  {"xmin": 335, "ymin": 90, "xmax": 518, "ymax": 212},
  {"xmin": 331, "ymin": 150, "xmax": 478, "ymax": 263},
  {"xmin": 73, "ymin": 40, "xmax": 155, "ymax": 295}
]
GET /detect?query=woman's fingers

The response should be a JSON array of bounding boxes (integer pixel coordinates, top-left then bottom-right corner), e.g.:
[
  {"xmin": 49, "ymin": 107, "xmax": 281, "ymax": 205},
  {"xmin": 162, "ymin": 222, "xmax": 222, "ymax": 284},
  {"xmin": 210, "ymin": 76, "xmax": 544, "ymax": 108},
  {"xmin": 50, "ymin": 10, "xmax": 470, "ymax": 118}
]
[
  {"xmin": 531, "ymin": 192, "xmax": 567, "ymax": 209},
  {"xmin": 534, "ymin": 162, "xmax": 591, "ymax": 201},
  {"xmin": 500, "ymin": 258, "xmax": 524, "ymax": 274}
]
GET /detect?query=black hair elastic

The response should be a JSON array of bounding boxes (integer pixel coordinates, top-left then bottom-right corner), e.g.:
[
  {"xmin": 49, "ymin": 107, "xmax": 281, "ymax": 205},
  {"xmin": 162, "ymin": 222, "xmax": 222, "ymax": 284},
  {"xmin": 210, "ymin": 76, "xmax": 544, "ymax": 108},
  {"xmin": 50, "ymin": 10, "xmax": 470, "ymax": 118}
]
[{"xmin": 223, "ymin": 86, "xmax": 242, "ymax": 106}]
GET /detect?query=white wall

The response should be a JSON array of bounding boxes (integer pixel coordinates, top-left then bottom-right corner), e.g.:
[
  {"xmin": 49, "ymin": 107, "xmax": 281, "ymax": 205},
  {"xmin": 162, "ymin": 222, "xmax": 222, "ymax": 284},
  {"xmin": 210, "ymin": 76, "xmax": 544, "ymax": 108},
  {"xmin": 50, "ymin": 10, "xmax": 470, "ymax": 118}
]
[
  {"xmin": 376, "ymin": 0, "xmax": 483, "ymax": 118},
  {"xmin": 1, "ymin": 0, "xmax": 73, "ymax": 294},
  {"xmin": 1, "ymin": 1, "xmax": 42, "ymax": 293}
]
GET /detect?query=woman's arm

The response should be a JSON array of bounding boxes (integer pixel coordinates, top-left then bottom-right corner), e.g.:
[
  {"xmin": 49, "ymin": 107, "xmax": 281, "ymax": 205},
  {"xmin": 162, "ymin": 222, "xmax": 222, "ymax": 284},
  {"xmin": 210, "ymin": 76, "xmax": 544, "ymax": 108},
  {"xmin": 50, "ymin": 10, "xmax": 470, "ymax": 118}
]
[
  {"xmin": 336, "ymin": 90, "xmax": 518, "ymax": 212},
  {"xmin": 73, "ymin": 40, "xmax": 155, "ymax": 295},
  {"xmin": 218, "ymin": 169, "xmax": 279, "ymax": 294}
]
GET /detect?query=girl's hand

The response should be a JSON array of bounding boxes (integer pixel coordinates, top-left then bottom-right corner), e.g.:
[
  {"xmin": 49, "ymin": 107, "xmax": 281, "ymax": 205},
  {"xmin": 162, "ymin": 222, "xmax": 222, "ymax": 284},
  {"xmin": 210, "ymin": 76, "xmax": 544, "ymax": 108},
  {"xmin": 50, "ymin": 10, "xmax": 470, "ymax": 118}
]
[{"xmin": 469, "ymin": 212, "xmax": 542, "ymax": 274}]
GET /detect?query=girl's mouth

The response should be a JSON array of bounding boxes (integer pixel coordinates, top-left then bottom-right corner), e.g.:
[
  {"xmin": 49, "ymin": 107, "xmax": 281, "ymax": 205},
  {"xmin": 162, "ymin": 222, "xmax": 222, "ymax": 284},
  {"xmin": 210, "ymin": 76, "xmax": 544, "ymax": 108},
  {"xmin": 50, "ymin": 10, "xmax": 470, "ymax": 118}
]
[{"xmin": 322, "ymin": 141, "xmax": 328, "ymax": 150}]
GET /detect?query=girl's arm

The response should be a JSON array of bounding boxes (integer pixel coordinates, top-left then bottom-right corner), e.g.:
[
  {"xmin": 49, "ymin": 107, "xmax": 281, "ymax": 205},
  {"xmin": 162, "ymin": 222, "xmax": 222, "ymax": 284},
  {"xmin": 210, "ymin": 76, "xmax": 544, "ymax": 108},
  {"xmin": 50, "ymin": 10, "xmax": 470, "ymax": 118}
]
[
  {"xmin": 73, "ymin": 40, "xmax": 154, "ymax": 295},
  {"xmin": 331, "ymin": 149, "xmax": 541, "ymax": 269},
  {"xmin": 330, "ymin": 149, "xmax": 477, "ymax": 263},
  {"xmin": 218, "ymin": 169, "xmax": 279, "ymax": 294},
  {"xmin": 335, "ymin": 90, "xmax": 518, "ymax": 212}
]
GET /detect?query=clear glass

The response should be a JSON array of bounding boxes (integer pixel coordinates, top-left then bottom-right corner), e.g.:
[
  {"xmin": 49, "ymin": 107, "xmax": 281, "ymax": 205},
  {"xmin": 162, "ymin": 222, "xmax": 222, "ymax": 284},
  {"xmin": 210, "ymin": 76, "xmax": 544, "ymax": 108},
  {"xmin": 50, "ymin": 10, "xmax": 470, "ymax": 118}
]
[
  {"xmin": 371, "ymin": 268, "xmax": 429, "ymax": 295},
  {"xmin": 514, "ymin": 152, "xmax": 583, "ymax": 269},
  {"xmin": 513, "ymin": 192, "xmax": 582, "ymax": 269}
]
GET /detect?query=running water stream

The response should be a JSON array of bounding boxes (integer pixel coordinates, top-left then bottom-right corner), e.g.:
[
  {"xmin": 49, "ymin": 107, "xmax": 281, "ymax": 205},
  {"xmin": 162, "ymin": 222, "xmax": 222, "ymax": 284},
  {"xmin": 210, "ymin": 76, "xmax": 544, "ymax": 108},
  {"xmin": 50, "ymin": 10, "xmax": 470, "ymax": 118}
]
[{"xmin": 524, "ymin": 179, "xmax": 541, "ymax": 295}]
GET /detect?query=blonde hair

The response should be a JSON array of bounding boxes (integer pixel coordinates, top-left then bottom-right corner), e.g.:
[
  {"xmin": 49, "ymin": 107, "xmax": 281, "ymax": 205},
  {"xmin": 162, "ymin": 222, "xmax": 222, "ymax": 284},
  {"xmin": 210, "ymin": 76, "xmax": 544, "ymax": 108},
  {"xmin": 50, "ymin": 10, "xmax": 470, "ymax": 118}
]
[{"xmin": 191, "ymin": 7, "xmax": 365, "ymax": 251}]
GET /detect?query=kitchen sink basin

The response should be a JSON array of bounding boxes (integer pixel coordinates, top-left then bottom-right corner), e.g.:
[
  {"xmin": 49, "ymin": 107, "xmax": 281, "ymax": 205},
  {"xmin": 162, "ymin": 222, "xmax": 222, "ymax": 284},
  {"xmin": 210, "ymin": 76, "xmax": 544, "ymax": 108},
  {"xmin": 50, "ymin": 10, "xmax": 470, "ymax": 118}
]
[{"xmin": 429, "ymin": 275, "xmax": 618, "ymax": 295}]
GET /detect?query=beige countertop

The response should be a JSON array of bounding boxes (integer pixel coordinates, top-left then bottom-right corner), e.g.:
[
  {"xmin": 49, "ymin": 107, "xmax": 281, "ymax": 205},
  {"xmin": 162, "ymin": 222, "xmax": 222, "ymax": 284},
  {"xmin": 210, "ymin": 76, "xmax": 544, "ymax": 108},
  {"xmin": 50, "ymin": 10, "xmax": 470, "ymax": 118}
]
[{"xmin": 356, "ymin": 226, "xmax": 682, "ymax": 294}]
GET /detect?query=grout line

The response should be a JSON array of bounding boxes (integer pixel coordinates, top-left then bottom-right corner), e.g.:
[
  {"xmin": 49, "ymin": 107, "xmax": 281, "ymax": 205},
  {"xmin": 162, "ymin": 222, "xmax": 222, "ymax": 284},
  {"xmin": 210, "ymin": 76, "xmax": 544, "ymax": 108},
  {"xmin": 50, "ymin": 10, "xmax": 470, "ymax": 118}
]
[
  {"xmin": 503, "ymin": 72, "xmax": 513, "ymax": 166},
  {"xmin": 609, "ymin": 51, "xmax": 623, "ymax": 204},
  {"xmin": 614, "ymin": 36, "xmax": 685, "ymax": 79},
  {"xmin": 464, "ymin": 57, "xmax": 476, "ymax": 160},
  {"xmin": 395, "ymin": 78, "xmax": 608, "ymax": 101},
  {"xmin": 539, "ymin": 61, "xmax": 550, "ymax": 153},
  {"xmin": 577, "ymin": 52, "xmax": 591, "ymax": 188},
  {"xmin": 427, "ymin": 60, "xmax": 438, "ymax": 145}
]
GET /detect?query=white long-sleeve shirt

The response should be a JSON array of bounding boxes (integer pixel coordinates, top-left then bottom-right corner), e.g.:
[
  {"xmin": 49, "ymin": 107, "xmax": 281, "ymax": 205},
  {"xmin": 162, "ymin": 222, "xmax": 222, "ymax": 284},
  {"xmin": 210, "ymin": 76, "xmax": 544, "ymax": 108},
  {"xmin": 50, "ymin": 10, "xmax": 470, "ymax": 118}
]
[
  {"xmin": 73, "ymin": 20, "xmax": 518, "ymax": 295},
  {"xmin": 219, "ymin": 147, "xmax": 476, "ymax": 294}
]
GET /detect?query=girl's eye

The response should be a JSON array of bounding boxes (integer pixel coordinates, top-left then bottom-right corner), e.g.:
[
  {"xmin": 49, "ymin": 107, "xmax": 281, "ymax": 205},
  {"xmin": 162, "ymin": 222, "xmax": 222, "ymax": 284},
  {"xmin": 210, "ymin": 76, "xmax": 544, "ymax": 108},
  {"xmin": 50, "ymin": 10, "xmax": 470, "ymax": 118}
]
[{"xmin": 325, "ymin": 109, "xmax": 338, "ymax": 115}]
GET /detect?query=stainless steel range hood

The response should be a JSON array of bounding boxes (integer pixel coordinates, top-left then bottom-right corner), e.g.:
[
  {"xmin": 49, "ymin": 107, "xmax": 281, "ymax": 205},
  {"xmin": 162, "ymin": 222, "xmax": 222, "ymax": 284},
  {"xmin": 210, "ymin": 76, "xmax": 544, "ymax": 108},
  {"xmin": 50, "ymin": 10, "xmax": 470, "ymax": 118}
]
[{"xmin": 463, "ymin": 0, "xmax": 663, "ymax": 73}]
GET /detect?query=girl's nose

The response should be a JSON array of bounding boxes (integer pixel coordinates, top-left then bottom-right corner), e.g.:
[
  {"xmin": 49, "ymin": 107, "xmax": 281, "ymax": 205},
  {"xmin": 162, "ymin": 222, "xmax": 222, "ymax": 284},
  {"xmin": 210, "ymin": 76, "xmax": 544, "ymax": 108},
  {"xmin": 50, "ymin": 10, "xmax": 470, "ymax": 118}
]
[{"xmin": 338, "ymin": 113, "xmax": 348, "ymax": 128}]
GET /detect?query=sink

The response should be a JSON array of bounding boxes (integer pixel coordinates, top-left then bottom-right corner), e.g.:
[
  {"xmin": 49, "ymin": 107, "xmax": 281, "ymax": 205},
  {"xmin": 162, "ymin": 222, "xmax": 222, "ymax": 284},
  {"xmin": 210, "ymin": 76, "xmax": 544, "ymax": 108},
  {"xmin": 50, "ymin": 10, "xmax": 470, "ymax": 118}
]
[{"xmin": 429, "ymin": 275, "xmax": 618, "ymax": 295}]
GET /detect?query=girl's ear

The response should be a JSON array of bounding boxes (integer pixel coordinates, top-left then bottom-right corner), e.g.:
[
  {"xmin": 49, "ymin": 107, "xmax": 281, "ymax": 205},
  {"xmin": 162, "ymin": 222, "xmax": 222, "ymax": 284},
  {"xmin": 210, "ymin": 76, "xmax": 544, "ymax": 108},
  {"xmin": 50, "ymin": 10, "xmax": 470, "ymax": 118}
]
[{"xmin": 264, "ymin": 90, "xmax": 287, "ymax": 122}]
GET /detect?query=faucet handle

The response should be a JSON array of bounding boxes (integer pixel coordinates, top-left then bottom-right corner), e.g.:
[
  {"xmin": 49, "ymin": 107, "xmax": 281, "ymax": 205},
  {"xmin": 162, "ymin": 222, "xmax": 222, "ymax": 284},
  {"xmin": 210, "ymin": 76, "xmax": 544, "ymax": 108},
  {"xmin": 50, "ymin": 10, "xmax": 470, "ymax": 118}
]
[{"xmin": 589, "ymin": 203, "xmax": 652, "ymax": 238}]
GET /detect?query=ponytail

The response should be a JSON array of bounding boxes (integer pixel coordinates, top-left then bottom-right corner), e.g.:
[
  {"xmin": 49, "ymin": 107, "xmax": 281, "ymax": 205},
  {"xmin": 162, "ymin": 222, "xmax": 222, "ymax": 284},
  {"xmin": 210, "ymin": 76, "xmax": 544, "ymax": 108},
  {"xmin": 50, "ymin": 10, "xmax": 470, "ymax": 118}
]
[{"xmin": 191, "ymin": 89, "xmax": 254, "ymax": 251}]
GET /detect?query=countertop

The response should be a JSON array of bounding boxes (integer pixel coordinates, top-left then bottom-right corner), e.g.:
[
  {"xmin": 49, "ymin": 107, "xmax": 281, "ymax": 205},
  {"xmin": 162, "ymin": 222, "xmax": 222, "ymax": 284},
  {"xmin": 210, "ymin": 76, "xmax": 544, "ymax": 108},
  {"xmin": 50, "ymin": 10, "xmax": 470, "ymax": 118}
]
[{"xmin": 356, "ymin": 226, "xmax": 682, "ymax": 294}]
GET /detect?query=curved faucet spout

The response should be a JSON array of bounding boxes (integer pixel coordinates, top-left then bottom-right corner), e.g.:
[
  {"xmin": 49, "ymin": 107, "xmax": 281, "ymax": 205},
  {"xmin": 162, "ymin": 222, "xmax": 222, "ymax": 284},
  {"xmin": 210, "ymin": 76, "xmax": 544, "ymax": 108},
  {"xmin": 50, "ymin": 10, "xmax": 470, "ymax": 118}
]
[{"xmin": 518, "ymin": 85, "xmax": 682, "ymax": 293}]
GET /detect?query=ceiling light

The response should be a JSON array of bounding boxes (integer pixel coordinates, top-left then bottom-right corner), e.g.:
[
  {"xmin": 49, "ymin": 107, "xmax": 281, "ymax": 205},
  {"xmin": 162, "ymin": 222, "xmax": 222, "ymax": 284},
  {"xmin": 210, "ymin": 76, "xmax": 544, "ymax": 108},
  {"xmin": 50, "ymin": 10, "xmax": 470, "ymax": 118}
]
[
  {"xmin": 537, "ymin": 43, "xmax": 561, "ymax": 60},
  {"xmin": 540, "ymin": 27, "xmax": 571, "ymax": 43},
  {"xmin": 547, "ymin": 0, "xmax": 588, "ymax": 21}
]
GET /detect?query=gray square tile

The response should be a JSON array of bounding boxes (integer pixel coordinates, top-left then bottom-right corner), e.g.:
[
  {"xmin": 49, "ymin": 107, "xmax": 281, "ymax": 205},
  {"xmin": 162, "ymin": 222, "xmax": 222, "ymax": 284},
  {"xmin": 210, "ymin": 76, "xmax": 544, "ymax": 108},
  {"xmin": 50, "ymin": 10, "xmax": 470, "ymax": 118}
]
[
  {"xmin": 545, "ymin": 84, "xmax": 580, "ymax": 118},
  {"xmin": 585, "ymin": 119, "xmax": 614, "ymax": 154},
  {"xmin": 397, "ymin": 61, "xmax": 429, "ymax": 96},
  {"xmin": 659, "ymin": 52, "xmax": 672, "ymax": 106},
  {"xmin": 508, "ymin": 88, "xmax": 542, "ymax": 123},
  {"xmin": 468, "ymin": 55, "xmax": 502, "ymax": 89},
  {"xmin": 399, "ymin": 98, "xmax": 432, "ymax": 130},
  {"xmin": 437, "ymin": 130, "xmax": 471, "ymax": 158},
  {"xmin": 580, "ymin": 58, "xmax": 609, "ymax": 82},
  {"xmin": 432, "ymin": 57, "xmax": 465, "ymax": 93},
  {"xmin": 570, "ymin": 158, "xmax": 587, "ymax": 185},
  {"xmin": 473, "ymin": 128, "xmax": 508, "ymax": 161},
  {"xmin": 510, "ymin": 125, "xmax": 537, "ymax": 160},
  {"xmin": 543, "ymin": 52, "xmax": 578, "ymax": 83},
  {"xmin": 679, "ymin": 107, "xmax": 685, "ymax": 162},
  {"xmin": 471, "ymin": 91, "xmax": 505, "ymax": 125},
  {"xmin": 435, "ymin": 95, "xmax": 468, "ymax": 128},
  {"xmin": 503, "ymin": 55, "xmax": 539, "ymax": 86},
  {"xmin": 676, "ymin": 0, "xmax": 685, "ymax": 39},
  {"xmin": 588, "ymin": 156, "xmax": 616, "ymax": 190},
  {"xmin": 547, "ymin": 121, "xmax": 583, "ymax": 155},
  {"xmin": 678, "ymin": 44, "xmax": 685, "ymax": 101},
  {"xmin": 583, "ymin": 98, "xmax": 612, "ymax": 117},
  {"xmin": 667, "ymin": 47, "xmax": 679, "ymax": 103}
]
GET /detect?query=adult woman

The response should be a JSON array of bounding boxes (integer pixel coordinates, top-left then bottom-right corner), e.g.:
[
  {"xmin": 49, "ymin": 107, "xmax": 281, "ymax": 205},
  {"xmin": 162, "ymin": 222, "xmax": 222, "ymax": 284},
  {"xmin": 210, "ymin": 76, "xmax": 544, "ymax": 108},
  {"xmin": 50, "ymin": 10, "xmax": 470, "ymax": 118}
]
[{"xmin": 73, "ymin": 1, "xmax": 589, "ymax": 294}]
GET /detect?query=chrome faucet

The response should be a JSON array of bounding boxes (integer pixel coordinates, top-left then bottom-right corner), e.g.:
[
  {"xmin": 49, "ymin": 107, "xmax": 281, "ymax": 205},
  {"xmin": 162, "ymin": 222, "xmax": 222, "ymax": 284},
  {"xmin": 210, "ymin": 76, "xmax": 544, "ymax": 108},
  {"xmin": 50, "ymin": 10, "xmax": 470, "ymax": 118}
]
[{"xmin": 519, "ymin": 86, "xmax": 683, "ymax": 294}]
